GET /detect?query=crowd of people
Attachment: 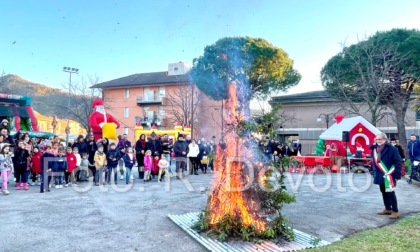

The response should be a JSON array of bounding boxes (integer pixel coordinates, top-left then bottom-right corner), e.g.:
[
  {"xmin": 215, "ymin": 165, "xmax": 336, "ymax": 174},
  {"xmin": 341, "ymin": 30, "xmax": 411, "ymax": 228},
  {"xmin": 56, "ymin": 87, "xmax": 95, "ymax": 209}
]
[
  {"xmin": 0, "ymin": 119, "xmax": 218, "ymax": 195},
  {"xmin": 258, "ymin": 136, "xmax": 302, "ymax": 162}
]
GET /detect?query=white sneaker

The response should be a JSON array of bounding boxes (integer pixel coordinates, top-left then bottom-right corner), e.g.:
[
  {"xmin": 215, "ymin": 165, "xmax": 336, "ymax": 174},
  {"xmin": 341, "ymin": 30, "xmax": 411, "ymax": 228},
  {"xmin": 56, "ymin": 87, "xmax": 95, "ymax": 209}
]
[
  {"xmin": 49, "ymin": 184, "xmax": 52, "ymax": 188},
  {"xmin": 30, "ymin": 182, "xmax": 35, "ymax": 186},
  {"xmin": 59, "ymin": 185, "xmax": 63, "ymax": 188},
  {"xmin": 2, "ymin": 190, "xmax": 10, "ymax": 195},
  {"xmin": 55, "ymin": 185, "xmax": 60, "ymax": 189},
  {"xmin": 72, "ymin": 183, "xmax": 78, "ymax": 187},
  {"xmin": 120, "ymin": 175, "xmax": 124, "ymax": 180},
  {"xmin": 65, "ymin": 184, "xmax": 69, "ymax": 187}
]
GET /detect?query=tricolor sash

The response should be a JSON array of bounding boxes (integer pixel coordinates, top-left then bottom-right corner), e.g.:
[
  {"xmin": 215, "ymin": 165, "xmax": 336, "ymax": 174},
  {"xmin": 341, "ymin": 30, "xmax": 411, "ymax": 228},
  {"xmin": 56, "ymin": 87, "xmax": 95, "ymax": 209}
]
[{"xmin": 373, "ymin": 149, "xmax": 395, "ymax": 192}]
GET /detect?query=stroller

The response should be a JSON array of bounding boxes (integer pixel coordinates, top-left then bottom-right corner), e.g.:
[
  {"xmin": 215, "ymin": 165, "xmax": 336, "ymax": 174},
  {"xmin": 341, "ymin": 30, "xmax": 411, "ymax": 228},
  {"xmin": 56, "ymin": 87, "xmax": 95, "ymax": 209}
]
[{"xmin": 407, "ymin": 159, "xmax": 420, "ymax": 184}]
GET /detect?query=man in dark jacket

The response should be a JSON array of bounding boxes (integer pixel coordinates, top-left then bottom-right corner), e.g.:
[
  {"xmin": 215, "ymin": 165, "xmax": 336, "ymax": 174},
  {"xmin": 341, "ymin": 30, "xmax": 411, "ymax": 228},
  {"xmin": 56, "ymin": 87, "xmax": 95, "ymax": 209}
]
[
  {"xmin": 146, "ymin": 131, "xmax": 162, "ymax": 156},
  {"xmin": 371, "ymin": 133, "xmax": 402, "ymax": 219},
  {"xmin": 173, "ymin": 135, "xmax": 188, "ymax": 179},
  {"xmin": 407, "ymin": 134, "xmax": 420, "ymax": 180}
]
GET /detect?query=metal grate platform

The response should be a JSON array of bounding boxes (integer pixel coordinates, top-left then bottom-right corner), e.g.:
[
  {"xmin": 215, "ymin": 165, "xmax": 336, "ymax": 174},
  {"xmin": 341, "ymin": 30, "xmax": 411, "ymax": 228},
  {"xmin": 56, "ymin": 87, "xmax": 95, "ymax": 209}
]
[{"xmin": 168, "ymin": 212, "xmax": 331, "ymax": 252}]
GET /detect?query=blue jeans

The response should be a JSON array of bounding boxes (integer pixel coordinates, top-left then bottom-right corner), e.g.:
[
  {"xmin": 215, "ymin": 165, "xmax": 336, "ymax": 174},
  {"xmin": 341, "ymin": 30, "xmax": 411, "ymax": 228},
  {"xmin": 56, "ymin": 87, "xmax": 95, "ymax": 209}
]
[
  {"xmin": 125, "ymin": 166, "xmax": 132, "ymax": 184},
  {"xmin": 94, "ymin": 167, "xmax": 103, "ymax": 183},
  {"xmin": 55, "ymin": 173, "xmax": 63, "ymax": 185}
]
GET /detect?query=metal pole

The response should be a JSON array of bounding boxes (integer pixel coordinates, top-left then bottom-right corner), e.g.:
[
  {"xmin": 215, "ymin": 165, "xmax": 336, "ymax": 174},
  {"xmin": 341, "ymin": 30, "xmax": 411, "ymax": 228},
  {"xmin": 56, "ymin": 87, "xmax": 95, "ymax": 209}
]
[
  {"xmin": 65, "ymin": 72, "xmax": 71, "ymax": 147},
  {"xmin": 63, "ymin": 66, "xmax": 78, "ymax": 146},
  {"xmin": 191, "ymin": 84, "xmax": 194, "ymax": 139},
  {"xmin": 326, "ymin": 115, "xmax": 329, "ymax": 128}
]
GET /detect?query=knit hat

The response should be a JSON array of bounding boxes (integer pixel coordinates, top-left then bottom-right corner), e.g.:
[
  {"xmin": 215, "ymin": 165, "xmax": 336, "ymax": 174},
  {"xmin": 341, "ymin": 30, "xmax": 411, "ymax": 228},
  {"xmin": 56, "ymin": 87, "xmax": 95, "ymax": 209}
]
[{"xmin": 1, "ymin": 119, "xmax": 8, "ymax": 124}]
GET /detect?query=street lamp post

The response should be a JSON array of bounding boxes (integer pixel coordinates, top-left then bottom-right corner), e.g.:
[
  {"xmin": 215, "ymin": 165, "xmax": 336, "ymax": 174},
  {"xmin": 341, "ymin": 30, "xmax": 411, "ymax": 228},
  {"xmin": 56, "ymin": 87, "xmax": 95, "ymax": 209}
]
[
  {"xmin": 62, "ymin": 66, "xmax": 79, "ymax": 146},
  {"xmin": 317, "ymin": 113, "xmax": 335, "ymax": 128}
]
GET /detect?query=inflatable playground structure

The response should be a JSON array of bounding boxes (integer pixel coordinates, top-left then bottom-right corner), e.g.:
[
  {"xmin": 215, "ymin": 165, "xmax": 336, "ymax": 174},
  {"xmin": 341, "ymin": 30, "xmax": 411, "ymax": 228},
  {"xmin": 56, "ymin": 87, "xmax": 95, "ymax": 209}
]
[{"xmin": 0, "ymin": 93, "xmax": 53, "ymax": 138}]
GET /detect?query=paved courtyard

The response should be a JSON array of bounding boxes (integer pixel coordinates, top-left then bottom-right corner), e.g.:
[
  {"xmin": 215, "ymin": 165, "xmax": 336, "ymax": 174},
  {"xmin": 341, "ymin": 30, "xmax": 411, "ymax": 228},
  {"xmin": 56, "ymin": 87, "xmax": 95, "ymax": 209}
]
[{"xmin": 1, "ymin": 172, "xmax": 419, "ymax": 251}]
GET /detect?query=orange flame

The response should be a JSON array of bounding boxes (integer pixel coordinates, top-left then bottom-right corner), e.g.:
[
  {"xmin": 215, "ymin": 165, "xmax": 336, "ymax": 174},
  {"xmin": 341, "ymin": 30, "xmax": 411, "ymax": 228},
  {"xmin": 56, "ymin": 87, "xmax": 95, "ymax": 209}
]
[{"xmin": 207, "ymin": 82, "xmax": 266, "ymax": 232}]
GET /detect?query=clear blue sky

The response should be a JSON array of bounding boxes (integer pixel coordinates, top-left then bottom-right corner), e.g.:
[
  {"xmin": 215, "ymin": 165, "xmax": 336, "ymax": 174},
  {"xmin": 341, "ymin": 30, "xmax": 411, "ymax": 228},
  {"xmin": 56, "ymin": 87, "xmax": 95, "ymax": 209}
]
[{"xmin": 1, "ymin": 0, "xmax": 420, "ymax": 95}]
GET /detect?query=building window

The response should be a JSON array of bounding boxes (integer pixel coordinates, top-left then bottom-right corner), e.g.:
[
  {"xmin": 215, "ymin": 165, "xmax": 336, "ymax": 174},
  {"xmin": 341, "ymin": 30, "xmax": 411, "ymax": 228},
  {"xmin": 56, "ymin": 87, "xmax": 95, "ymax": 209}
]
[
  {"xmin": 416, "ymin": 110, "xmax": 420, "ymax": 121},
  {"xmin": 125, "ymin": 88, "xmax": 129, "ymax": 98},
  {"xmin": 158, "ymin": 87, "xmax": 165, "ymax": 99},
  {"xmin": 124, "ymin": 107, "xmax": 129, "ymax": 117},
  {"xmin": 158, "ymin": 106, "xmax": 165, "ymax": 118},
  {"xmin": 124, "ymin": 127, "xmax": 128, "ymax": 135}
]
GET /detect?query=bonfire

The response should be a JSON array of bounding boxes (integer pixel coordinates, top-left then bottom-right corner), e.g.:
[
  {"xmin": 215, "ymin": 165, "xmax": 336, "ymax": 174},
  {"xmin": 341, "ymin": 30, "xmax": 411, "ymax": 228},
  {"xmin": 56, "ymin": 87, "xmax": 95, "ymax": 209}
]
[{"xmin": 194, "ymin": 81, "xmax": 295, "ymax": 242}]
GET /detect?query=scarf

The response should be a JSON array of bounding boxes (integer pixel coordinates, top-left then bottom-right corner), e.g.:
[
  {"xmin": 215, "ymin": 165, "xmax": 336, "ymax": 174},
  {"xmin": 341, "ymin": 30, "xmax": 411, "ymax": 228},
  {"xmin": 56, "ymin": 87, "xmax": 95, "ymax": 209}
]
[
  {"xmin": 140, "ymin": 139, "xmax": 146, "ymax": 149},
  {"xmin": 373, "ymin": 149, "xmax": 395, "ymax": 192},
  {"xmin": 376, "ymin": 144, "xmax": 385, "ymax": 162}
]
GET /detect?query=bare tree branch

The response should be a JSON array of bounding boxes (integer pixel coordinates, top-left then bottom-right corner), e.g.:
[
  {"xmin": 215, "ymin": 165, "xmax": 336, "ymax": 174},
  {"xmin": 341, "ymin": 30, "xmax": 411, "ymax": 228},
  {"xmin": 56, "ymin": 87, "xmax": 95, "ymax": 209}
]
[
  {"xmin": 58, "ymin": 75, "xmax": 101, "ymax": 134},
  {"xmin": 163, "ymin": 85, "xmax": 201, "ymax": 126}
]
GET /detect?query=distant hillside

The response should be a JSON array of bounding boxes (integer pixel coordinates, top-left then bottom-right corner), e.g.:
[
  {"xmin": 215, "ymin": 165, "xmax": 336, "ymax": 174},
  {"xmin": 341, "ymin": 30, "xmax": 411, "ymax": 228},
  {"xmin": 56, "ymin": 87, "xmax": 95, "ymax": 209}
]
[{"xmin": 0, "ymin": 74, "xmax": 78, "ymax": 118}]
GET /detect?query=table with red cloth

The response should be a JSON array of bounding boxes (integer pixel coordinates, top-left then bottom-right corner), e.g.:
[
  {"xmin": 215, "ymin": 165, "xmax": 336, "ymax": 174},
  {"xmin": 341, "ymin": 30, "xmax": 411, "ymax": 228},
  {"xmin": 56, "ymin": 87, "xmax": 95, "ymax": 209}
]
[
  {"xmin": 289, "ymin": 156, "xmax": 332, "ymax": 173},
  {"xmin": 290, "ymin": 156, "xmax": 330, "ymax": 163}
]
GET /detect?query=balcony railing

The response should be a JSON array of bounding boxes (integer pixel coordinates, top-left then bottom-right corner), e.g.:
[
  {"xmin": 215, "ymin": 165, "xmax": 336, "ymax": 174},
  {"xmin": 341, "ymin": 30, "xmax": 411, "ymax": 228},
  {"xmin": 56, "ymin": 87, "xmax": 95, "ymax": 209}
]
[
  {"xmin": 136, "ymin": 94, "xmax": 164, "ymax": 104},
  {"xmin": 135, "ymin": 115, "xmax": 163, "ymax": 126}
]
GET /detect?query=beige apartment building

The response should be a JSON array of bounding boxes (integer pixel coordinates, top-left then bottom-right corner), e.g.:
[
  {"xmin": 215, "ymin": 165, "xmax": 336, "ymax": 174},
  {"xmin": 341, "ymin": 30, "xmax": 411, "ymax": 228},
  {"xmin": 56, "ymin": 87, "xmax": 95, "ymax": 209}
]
[
  {"xmin": 270, "ymin": 90, "xmax": 420, "ymax": 155},
  {"xmin": 90, "ymin": 62, "xmax": 223, "ymax": 143}
]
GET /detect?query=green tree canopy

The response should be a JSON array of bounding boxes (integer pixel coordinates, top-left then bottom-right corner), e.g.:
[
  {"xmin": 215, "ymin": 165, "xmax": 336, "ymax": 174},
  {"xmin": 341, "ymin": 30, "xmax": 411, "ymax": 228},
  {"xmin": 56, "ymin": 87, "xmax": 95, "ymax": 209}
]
[
  {"xmin": 190, "ymin": 37, "xmax": 301, "ymax": 101},
  {"xmin": 321, "ymin": 28, "xmax": 420, "ymax": 148}
]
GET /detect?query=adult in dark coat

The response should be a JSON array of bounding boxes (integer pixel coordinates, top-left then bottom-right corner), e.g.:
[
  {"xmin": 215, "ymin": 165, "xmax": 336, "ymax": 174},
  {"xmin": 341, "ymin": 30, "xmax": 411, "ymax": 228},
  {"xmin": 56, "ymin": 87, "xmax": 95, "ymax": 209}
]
[
  {"xmin": 173, "ymin": 135, "xmax": 188, "ymax": 179},
  {"xmin": 86, "ymin": 134, "xmax": 97, "ymax": 180},
  {"xmin": 198, "ymin": 141, "xmax": 209, "ymax": 173},
  {"xmin": 371, "ymin": 133, "xmax": 402, "ymax": 219},
  {"xmin": 135, "ymin": 134, "xmax": 147, "ymax": 179},
  {"xmin": 0, "ymin": 128, "xmax": 14, "ymax": 145},
  {"xmin": 146, "ymin": 131, "xmax": 162, "ymax": 156},
  {"xmin": 407, "ymin": 134, "xmax": 420, "ymax": 179},
  {"xmin": 72, "ymin": 135, "xmax": 88, "ymax": 156},
  {"xmin": 123, "ymin": 134, "xmax": 132, "ymax": 148}
]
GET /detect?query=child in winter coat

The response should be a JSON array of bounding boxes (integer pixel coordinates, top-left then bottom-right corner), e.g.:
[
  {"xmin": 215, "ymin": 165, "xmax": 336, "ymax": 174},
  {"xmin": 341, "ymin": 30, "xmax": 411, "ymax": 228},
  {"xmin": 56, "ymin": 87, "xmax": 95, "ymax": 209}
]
[
  {"xmin": 0, "ymin": 144, "xmax": 14, "ymax": 195},
  {"xmin": 152, "ymin": 155, "xmax": 160, "ymax": 179},
  {"xmin": 52, "ymin": 147, "xmax": 67, "ymax": 189},
  {"xmin": 118, "ymin": 147, "xmax": 126, "ymax": 180},
  {"xmin": 143, "ymin": 150, "xmax": 152, "ymax": 183},
  {"xmin": 72, "ymin": 147, "xmax": 81, "ymax": 182},
  {"xmin": 65, "ymin": 147, "xmax": 77, "ymax": 187},
  {"xmin": 40, "ymin": 146, "xmax": 54, "ymax": 193},
  {"xmin": 13, "ymin": 140, "xmax": 30, "ymax": 190},
  {"xmin": 79, "ymin": 153, "xmax": 89, "ymax": 182},
  {"xmin": 122, "ymin": 147, "xmax": 135, "ymax": 184},
  {"xmin": 94, "ymin": 144, "xmax": 107, "ymax": 186},
  {"xmin": 158, "ymin": 154, "xmax": 169, "ymax": 183},
  {"xmin": 30, "ymin": 146, "xmax": 42, "ymax": 186},
  {"xmin": 106, "ymin": 143, "xmax": 121, "ymax": 184}
]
